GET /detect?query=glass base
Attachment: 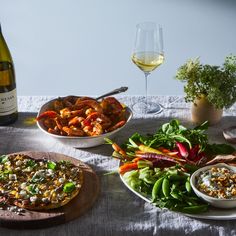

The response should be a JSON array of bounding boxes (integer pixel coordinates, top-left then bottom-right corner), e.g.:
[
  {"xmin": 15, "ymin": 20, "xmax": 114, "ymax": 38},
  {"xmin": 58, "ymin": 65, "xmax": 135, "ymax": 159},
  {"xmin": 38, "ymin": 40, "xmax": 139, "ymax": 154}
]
[{"xmin": 132, "ymin": 101, "xmax": 163, "ymax": 114}]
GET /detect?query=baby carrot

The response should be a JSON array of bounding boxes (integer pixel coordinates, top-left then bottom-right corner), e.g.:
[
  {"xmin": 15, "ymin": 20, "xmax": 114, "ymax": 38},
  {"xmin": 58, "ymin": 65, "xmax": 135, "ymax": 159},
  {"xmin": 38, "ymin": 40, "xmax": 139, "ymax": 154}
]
[
  {"xmin": 138, "ymin": 145, "xmax": 163, "ymax": 154},
  {"xmin": 119, "ymin": 163, "xmax": 138, "ymax": 175},
  {"xmin": 158, "ymin": 147, "xmax": 171, "ymax": 153},
  {"xmin": 132, "ymin": 157, "xmax": 144, "ymax": 163}
]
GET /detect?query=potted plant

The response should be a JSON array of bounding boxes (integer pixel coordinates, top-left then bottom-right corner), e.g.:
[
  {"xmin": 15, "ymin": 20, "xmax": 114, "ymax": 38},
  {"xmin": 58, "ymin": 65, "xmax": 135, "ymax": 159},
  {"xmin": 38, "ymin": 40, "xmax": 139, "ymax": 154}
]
[{"xmin": 175, "ymin": 55, "xmax": 236, "ymax": 125}]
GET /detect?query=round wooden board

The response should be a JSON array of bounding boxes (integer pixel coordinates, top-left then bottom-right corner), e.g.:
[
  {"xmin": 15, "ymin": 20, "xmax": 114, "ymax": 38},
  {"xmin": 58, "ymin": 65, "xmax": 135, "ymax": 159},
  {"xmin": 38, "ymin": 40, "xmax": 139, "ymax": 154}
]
[{"xmin": 0, "ymin": 151, "xmax": 100, "ymax": 229}]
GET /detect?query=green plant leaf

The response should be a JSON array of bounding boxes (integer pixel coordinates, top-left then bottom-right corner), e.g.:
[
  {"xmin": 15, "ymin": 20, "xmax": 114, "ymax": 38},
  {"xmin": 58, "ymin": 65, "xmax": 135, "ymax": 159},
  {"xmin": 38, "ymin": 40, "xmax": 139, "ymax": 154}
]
[{"xmin": 175, "ymin": 55, "xmax": 236, "ymax": 109}]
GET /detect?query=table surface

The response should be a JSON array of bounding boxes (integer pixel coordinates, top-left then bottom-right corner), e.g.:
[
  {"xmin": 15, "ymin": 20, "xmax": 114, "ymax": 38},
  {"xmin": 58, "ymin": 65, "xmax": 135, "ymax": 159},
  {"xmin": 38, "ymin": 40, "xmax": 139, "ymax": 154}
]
[{"xmin": 1, "ymin": 95, "xmax": 236, "ymax": 236}]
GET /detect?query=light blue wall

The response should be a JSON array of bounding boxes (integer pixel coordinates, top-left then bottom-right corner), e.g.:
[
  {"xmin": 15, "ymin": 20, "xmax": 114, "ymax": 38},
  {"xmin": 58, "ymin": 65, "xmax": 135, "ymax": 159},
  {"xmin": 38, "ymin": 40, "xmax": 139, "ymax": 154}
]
[{"xmin": 1, "ymin": 0, "xmax": 236, "ymax": 96}]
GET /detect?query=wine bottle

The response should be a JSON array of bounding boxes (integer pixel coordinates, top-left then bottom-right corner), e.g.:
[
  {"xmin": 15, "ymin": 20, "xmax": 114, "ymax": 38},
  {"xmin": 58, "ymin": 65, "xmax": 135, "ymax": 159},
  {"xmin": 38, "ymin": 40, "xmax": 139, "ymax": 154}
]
[{"xmin": 0, "ymin": 24, "xmax": 18, "ymax": 125}]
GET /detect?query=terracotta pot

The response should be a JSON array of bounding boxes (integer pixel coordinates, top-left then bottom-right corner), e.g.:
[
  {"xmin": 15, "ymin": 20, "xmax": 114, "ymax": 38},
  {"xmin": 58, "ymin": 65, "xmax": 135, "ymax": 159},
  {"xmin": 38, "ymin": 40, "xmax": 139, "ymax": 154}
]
[{"xmin": 191, "ymin": 96, "xmax": 223, "ymax": 125}]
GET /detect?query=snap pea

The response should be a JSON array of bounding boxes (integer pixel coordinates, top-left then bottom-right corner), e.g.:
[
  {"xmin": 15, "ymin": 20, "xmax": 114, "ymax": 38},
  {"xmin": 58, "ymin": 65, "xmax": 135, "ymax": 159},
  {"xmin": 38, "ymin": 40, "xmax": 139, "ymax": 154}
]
[
  {"xmin": 130, "ymin": 179, "xmax": 142, "ymax": 190},
  {"xmin": 170, "ymin": 192, "xmax": 182, "ymax": 201},
  {"xmin": 162, "ymin": 178, "xmax": 170, "ymax": 197},
  {"xmin": 151, "ymin": 177, "xmax": 164, "ymax": 201},
  {"xmin": 182, "ymin": 205, "xmax": 209, "ymax": 214},
  {"xmin": 185, "ymin": 199, "xmax": 197, "ymax": 206},
  {"xmin": 166, "ymin": 169, "xmax": 178, "ymax": 175},
  {"xmin": 144, "ymin": 176, "xmax": 157, "ymax": 185},
  {"xmin": 185, "ymin": 178, "xmax": 191, "ymax": 193},
  {"xmin": 153, "ymin": 171, "xmax": 164, "ymax": 178}
]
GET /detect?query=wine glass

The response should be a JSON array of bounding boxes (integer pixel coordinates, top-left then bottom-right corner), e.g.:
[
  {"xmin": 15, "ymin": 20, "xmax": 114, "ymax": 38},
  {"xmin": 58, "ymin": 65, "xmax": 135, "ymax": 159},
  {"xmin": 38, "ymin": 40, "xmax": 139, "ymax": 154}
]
[{"xmin": 131, "ymin": 22, "xmax": 164, "ymax": 114}]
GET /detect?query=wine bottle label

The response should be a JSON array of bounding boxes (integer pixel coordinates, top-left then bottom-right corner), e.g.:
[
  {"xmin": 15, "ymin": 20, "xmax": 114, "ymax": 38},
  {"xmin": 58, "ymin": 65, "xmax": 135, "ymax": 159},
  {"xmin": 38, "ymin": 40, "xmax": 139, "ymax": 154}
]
[{"xmin": 0, "ymin": 89, "xmax": 17, "ymax": 116}]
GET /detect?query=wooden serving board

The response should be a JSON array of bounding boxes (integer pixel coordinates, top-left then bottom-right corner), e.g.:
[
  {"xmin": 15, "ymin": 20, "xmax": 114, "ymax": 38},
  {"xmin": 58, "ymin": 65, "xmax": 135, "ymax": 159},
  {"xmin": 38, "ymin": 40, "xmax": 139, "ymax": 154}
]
[{"xmin": 0, "ymin": 151, "xmax": 100, "ymax": 229}]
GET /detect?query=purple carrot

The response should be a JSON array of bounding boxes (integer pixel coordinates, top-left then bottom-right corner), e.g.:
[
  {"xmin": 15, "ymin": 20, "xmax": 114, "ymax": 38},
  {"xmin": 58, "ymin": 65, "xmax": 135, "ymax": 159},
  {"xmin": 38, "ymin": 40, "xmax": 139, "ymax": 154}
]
[
  {"xmin": 176, "ymin": 142, "xmax": 189, "ymax": 159},
  {"xmin": 135, "ymin": 152, "xmax": 185, "ymax": 164},
  {"xmin": 195, "ymin": 152, "xmax": 208, "ymax": 166}
]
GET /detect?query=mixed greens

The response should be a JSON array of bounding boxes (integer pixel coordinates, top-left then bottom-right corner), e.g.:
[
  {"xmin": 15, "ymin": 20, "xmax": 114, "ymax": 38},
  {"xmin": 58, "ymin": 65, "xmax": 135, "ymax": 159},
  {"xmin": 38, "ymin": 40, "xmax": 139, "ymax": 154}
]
[{"xmin": 106, "ymin": 119, "xmax": 235, "ymax": 214}]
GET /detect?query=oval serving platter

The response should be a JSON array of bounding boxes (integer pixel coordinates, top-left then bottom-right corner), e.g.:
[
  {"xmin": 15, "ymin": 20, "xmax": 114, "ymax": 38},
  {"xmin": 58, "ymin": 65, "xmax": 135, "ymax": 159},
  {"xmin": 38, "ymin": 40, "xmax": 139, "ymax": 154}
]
[{"xmin": 119, "ymin": 164, "xmax": 236, "ymax": 220}]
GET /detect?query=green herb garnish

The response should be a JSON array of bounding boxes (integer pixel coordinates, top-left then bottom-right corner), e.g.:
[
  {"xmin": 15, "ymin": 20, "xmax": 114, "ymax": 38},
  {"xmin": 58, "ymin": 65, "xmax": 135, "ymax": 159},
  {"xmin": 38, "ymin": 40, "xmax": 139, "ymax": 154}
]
[
  {"xmin": 63, "ymin": 182, "xmax": 76, "ymax": 193},
  {"xmin": 47, "ymin": 161, "xmax": 57, "ymax": 170},
  {"xmin": 0, "ymin": 155, "xmax": 9, "ymax": 164},
  {"xmin": 59, "ymin": 160, "xmax": 72, "ymax": 166},
  {"xmin": 26, "ymin": 159, "xmax": 36, "ymax": 167},
  {"xmin": 27, "ymin": 184, "xmax": 39, "ymax": 195}
]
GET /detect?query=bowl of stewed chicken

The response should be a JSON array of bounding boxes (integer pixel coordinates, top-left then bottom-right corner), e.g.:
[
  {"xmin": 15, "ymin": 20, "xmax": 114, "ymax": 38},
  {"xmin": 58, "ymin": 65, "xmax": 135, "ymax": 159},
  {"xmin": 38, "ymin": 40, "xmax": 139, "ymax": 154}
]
[{"xmin": 36, "ymin": 96, "xmax": 133, "ymax": 148}]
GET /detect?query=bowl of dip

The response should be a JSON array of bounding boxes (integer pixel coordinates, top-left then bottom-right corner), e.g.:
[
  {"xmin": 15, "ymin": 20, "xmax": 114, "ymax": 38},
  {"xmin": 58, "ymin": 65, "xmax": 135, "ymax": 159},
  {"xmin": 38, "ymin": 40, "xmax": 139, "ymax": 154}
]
[{"xmin": 190, "ymin": 163, "xmax": 236, "ymax": 208}]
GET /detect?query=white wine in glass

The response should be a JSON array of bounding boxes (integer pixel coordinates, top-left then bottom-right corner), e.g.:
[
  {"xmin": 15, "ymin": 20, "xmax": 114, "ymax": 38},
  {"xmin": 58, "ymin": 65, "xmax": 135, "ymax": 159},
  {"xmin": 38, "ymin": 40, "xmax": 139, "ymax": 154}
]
[{"xmin": 131, "ymin": 22, "xmax": 164, "ymax": 114}]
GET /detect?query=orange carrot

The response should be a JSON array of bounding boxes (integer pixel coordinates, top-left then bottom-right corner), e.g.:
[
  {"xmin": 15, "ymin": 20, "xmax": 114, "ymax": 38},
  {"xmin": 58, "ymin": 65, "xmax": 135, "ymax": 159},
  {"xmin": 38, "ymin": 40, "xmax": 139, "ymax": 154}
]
[
  {"xmin": 132, "ymin": 157, "xmax": 144, "ymax": 163},
  {"xmin": 119, "ymin": 162, "xmax": 138, "ymax": 175},
  {"xmin": 158, "ymin": 147, "xmax": 179, "ymax": 158},
  {"xmin": 159, "ymin": 147, "xmax": 171, "ymax": 153},
  {"xmin": 111, "ymin": 143, "xmax": 126, "ymax": 157}
]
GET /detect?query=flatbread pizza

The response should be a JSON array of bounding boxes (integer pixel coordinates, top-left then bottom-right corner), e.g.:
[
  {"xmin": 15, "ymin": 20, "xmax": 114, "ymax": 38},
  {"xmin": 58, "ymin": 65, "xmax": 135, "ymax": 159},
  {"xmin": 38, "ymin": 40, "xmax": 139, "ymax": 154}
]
[{"xmin": 0, "ymin": 154, "xmax": 83, "ymax": 210}]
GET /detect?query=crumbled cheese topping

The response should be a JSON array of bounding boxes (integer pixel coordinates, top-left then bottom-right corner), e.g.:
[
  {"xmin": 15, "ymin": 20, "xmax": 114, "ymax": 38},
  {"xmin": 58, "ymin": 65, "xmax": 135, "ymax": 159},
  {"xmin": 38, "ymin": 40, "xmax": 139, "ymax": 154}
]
[{"xmin": 197, "ymin": 167, "xmax": 236, "ymax": 199}]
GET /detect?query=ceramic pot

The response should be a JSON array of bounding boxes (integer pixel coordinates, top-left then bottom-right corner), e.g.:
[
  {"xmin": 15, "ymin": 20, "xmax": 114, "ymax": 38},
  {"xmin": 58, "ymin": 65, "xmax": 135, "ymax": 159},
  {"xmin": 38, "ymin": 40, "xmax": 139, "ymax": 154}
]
[{"xmin": 191, "ymin": 96, "xmax": 223, "ymax": 125}]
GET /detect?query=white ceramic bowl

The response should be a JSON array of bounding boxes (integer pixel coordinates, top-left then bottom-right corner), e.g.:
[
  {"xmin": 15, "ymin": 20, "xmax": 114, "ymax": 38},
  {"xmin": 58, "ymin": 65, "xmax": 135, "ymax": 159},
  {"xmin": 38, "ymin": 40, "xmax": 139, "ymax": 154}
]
[
  {"xmin": 36, "ymin": 96, "xmax": 133, "ymax": 148},
  {"xmin": 190, "ymin": 163, "xmax": 236, "ymax": 209}
]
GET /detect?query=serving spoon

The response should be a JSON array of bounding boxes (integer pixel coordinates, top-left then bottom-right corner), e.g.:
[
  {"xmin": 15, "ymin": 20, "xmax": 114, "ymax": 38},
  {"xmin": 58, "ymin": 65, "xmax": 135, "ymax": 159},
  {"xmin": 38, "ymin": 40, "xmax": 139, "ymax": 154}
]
[{"xmin": 95, "ymin": 87, "xmax": 128, "ymax": 100}]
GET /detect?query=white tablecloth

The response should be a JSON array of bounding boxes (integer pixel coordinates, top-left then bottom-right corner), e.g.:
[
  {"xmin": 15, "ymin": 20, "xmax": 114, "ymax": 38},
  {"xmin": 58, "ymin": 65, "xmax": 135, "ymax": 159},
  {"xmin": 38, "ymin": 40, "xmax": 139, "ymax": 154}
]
[{"xmin": 0, "ymin": 95, "xmax": 236, "ymax": 236}]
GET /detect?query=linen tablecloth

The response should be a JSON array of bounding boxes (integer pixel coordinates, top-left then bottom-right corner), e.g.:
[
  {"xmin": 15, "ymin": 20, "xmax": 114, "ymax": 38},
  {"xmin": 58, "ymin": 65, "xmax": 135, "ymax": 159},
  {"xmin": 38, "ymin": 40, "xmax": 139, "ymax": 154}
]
[{"xmin": 0, "ymin": 95, "xmax": 236, "ymax": 236}]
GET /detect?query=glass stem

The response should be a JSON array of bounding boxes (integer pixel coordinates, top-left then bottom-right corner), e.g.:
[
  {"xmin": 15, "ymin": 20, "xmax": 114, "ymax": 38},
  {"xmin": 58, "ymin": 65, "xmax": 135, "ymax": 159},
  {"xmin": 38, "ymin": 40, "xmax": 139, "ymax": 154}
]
[{"xmin": 144, "ymin": 72, "xmax": 150, "ymax": 107}]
